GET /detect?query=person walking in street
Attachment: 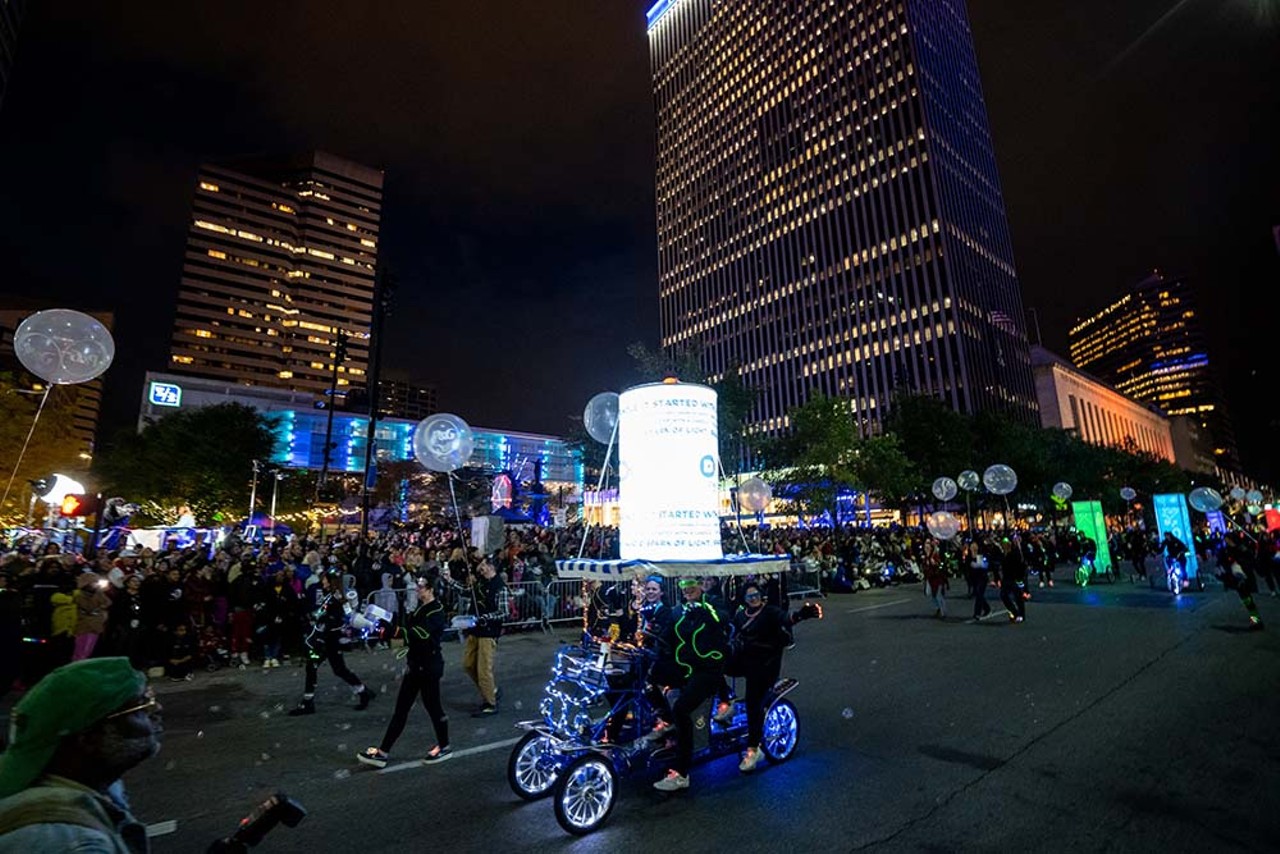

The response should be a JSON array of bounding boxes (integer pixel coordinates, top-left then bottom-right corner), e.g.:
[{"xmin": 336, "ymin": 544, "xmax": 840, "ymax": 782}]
[
  {"xmin": 287, "ymin": 572, "xmax": 375, "ymax": 716},
  {"xmin": 358, "ymin": 573, "xmax": 452, "ymax": 768},
  {"xmin": 922, "ymin": 540, "xmax": 947, "ymax": 619},
  {"xmin": 460, "ymin": 556, "xmax": 504, "ymax": 717},
  {"xmin": 964, "ymin": 541, "xmax": 991, "ymax": 622},
  {"xmin": 0, "ymin": 658, "xmax": 161, "ymax": 852},
  {"xmin": 999, "ymin": 538, "xmax": 1027, "ymax": 623}
]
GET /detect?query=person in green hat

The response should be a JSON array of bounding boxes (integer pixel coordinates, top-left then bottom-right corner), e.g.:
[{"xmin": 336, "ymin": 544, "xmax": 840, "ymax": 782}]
[{"xmin": 0, "ymin": 657, "xmax": 161, "ymax": 852}]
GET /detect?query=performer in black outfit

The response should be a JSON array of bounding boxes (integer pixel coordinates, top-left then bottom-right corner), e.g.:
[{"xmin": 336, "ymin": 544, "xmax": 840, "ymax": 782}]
[
  {"xmin": 728, "ymin": 582, "xmax": 822, "ymax": 773},
  {"xmin": 288, "ymin": 572, "xmax": 374, "ymax": 716},
  {"xmin": 358, "ymin": 573, "xmax": 451, "ymax": 766}
]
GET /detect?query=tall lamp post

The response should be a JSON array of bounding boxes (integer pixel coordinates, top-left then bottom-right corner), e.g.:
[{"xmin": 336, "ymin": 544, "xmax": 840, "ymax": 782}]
[
  {"xmin": 248, "ymin": 459, "xmax": 261, "ymax": 526},
  {"xmin": 357, "ymin": 266, "xmax": 395, "ymax": 575},
  {"xmin": 316, "ymin": 329, "xmax": 349, "ymax": 501},
  {"xmin": 269, "ymin": 471, "xmax": 285, "ymax": 539}
]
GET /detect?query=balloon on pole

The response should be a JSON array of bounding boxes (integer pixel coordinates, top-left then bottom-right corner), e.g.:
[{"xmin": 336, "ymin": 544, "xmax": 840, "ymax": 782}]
[
  {"xmin": 412, "ymin": 413, "xmax": 475, "ymax": 473},
  {"xmin": 1052, "ymin": 482, "xmax": 1073, "ymax": 501},
  {"xmin": 583, "ymin": 392, "xmax": 620, "ymax": 444},
  {"xmin": 1187, "ymin": 486, "xmax": 1224, "ymax": 513},
  {"xmin": 1228, "ymin": 486, "xmax": 1246, "ymax": 502},
  {"xmin": 931, "ymin": 477, "xmax": 958, "ymax": 502},
  {"xmin": 1245, "ymin": 489, "xmax": 1264, "ymax": 505},
  {"xmin": 14, "ymin": 309, "xmax": 115, "ymax": 385},
  {"xmin": 957, "ymin": 470, "xmax": 980, "ymax": 492},
  {"xmin": 926, "ymin": 510, "xmax": 962, "ymax": 540},
  {"xmin": 1119, "ymin": 486, "xmax": 1137, "ymax": 502},
  {"xmin": 738, "ymin": 476, "xmax": 772, "ymax": 513},
  {"xmin": 982, "ymin": 464, "xmax": 1017, "ymax": 496}
]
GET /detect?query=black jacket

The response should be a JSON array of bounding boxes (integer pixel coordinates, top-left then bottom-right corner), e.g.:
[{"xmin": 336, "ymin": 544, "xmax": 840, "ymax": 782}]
[
  {"xmin": 468, "ymin": 574, "xmax": 505, "ymax": 639},
  {"xmin": 399, "ymin": 599, "xmax": 447, "ymax": 670},
  {"xmin": 664, "ymin": 599, "xmax": 728, "ymax": 679},
  {"xmin": 730, "ymin": 603, "xmax": 791, "ymax": 669}
]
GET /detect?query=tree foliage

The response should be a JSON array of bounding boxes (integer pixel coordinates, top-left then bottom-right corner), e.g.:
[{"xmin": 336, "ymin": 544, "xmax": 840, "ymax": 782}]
[
  {"xmin": 93, "ymin": 403, "xmax": 280, "ymax": 525},
  {"xmin": 0, "ymin": 374, "xmax": 87, "ymax": 522}
]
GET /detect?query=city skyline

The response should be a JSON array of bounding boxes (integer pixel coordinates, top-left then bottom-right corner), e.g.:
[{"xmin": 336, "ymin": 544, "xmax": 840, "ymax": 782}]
[
  {"xmin": 650, "ymin": 0, "xmax": 1036, "ymax": 438},
  {"xmin": 0, "ymin": 1, "xmax": 1275, "ymax": 478}
]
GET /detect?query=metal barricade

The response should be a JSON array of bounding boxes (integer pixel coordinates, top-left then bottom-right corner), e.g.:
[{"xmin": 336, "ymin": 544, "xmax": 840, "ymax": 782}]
[{"xmin": 787, "ymin": 559, "xmax": 824, "ymax": 599}]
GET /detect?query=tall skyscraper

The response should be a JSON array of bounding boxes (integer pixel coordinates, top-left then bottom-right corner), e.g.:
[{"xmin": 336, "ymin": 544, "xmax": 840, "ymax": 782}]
[
  {"xmin": 1068, "ymin": 270, "xmax": 1239, "ymax": 471},
  {"xmin": 647, "ymin": 0, "xmax": 1036, "ymax": 438},
  {"xmin": 0, "ymin": 0, "xmax": 24, "ymax": 110},
  {"xmin": 169, "ymin": 152, "xmax": 382, "ymax": 398}
]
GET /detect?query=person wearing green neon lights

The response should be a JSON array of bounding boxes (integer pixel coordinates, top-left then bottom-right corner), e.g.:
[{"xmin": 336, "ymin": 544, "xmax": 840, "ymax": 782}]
[{"xmin": 653, "ymin": 577, "xmax": 729, "ymax": 792}]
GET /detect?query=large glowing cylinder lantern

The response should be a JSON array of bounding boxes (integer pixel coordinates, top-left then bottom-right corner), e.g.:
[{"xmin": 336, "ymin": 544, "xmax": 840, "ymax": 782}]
[{"xmin": 618, "ymin": 382, "xmax": 722, "ymax": 560}]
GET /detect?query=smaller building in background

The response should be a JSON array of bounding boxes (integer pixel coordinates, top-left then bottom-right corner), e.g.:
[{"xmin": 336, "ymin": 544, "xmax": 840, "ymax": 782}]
[
  {"xmin": 377, "ymin": 378, "xmax": 437, "ymax": 422},
  {"xmin": 139, "ymin": 371, "xmax": 318, "ymax": 429},
  {"xmin": 1031, "ymin": 346, "xmax": 1175, "ymax": 463},
  {"xmin": 1169, "ymin": 415, "xmax": 1216, "ymax": 475}
]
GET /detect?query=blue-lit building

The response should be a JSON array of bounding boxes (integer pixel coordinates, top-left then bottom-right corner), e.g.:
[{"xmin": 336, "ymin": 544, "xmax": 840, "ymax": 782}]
[{"xmin": 138, "ymin": 371, "xmax": 584, "ymax": 494}]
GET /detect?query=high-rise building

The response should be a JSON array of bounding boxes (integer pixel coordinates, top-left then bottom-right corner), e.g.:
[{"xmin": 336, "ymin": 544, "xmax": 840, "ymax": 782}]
[
  {"xmin": 1068, "ymin": 270, "xmax": 1239, "ymax": 471},
  {"xmin": 647, "ymin": 0, "xmax": 1036, "ymax": 440},
  {"xmin": 168, "ymin": 152, "xmax": 382, "ymax": 398},
  {"xmin": 377, "ymin": 378, "xmax": 437, "ymax": 422},
  {"xmin": 0, "ymin": 0, "xmax": 23, "ymax": 110}
]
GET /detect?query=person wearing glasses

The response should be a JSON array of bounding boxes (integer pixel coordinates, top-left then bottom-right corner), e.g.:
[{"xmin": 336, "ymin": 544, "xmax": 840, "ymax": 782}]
[
  {"xmin": 0, "ymin": 657, "xmax": 161, "ymax": 852},
  {"xmin": 726, "ymin": 582, "xmax": 822, "ymax": 774}
]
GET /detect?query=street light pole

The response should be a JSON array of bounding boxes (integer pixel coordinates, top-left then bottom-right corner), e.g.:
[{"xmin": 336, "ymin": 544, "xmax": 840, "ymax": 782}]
[
  {"xmin": 248, "ymin": 459, "xmax": 261, "ymax": 525},
  {"xmin": 316, "ymin": 330, "xmax": 349, "ymax": 501},
  {"xmin": 269, "ymin": 472, "xmax": 284, "ymax": 539}
]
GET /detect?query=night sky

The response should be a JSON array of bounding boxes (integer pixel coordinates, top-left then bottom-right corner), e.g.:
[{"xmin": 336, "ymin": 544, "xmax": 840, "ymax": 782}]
[{"xmin": 0, "ymin": 2, "xmax": 1276, "ymax": 476}]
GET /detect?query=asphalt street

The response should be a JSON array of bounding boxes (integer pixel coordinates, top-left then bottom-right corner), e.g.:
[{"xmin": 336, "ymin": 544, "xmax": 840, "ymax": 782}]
[{"xmin": 46, "ymin": 576, "xmax": 1280, "ymax": 852}]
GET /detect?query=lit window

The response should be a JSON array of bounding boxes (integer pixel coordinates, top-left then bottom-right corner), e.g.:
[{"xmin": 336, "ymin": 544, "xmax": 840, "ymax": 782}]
[
  {"xmin": 207, "ymin": 249, "xmax": 227, "ymax": 260},
  {"xmin": 199, "ymin": 181, "xmax": 219, "ymax": 192},
  {"xmin": 172, "ymin": 355, "xmax": 194, "ymax": 364},
  {"xmin": 278, "ymin": 371, "xmax": 294, "ymax": 379}
]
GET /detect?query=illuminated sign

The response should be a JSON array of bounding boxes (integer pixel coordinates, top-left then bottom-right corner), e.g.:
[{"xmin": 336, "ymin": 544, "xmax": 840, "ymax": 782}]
[
  {"xmin": 149, "ymin": 382, "xmax": 182, "ymax": 407},
  {"xmin": 1070, "ymin": 500, "xmax": 1113, "ymax": 576},
  {"xmin": 646, "ymin": 0, "xmax": 681, "ymax": 29},
  {"xmin": 618, "ymin": 382, "xmax": 721, "ymax": 560},
  {"xmin": 1153, "ymin": 493, "xmax": 1199, "ymax": 579}
]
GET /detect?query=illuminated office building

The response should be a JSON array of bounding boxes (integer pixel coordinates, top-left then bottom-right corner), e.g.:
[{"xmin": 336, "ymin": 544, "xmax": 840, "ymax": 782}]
[
  {"xmin": 1068, "ymin": 270, "xmax": 1238, "ymax": 470},
  {"xmin": 377, "ymin": 378, "xmax": 438, "ymax": 422},
  {"xmin": 168, "ymin": 152, "xmax": 382, "ymax": 397},
  {"xmin": 647, "ymin": 0, "xmax": 1037, "ymax": 439},
  {"xmin": 0, "ymin": 0, "xmax": 22, "ymax": 110}
]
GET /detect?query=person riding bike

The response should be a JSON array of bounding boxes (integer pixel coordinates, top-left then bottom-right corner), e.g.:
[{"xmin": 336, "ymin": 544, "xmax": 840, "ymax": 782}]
[{"xmin": 1162, "ymin": 532, "xmax": 1189, "ymax": 595}]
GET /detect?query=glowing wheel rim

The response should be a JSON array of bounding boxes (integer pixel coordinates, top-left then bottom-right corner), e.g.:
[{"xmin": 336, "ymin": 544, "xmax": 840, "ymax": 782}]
[
  {"xmin": 511, "ymin": 734, "xmax": 558, "ymax": 799},
  {"xmin": 558, "ymin": 758, "xmax": 614, "ymax": 832},
  {"xmin": 762, "ymin": 700, "xmax": 798, "ymax": 761}
]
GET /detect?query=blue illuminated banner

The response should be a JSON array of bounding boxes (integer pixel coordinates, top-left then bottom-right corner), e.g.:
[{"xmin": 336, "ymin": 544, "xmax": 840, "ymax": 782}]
[
  {"xmin": 149, "ymin": 382, "xmax": 182, "ymax": 407},
  {"xmin": 646, "ymin": 0, "xmax": 681, "ymax": 29},
  {"xmin": 1153, "ymin": 493, "xmax": 1199, "ymax": 579}
]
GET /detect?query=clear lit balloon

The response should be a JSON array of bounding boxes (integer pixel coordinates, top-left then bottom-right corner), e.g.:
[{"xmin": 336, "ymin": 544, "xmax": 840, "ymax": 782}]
[
  {"xmin": 1119, "ymin": 486, "xmax": 1137, "ymax": 502},
  {"xmin": 412, "ymin": 413, "xmax": 475, "ymax": 473},
  {"xmin": 1052, "ymin": 482, "xmax": 1073, "ymax": 501},
  {"xmin": 1247, "ymin": 504, "xmax": 1263, "ymax": 516},
  {"xmin": 957, "ymin": 470, "xmax": 980, "ymax": 492},
  {"xmin": 1246, "ymin": 489, "xmax": 1264, "ymax": 505},
  {"xmin": 926, "ymin": 510, "xmax": 962, "ymax": 540},
  {"xmin": 931, "ymin": 477, "xmax": 958, "ymax": 502},
  {"xmin": 982, "ymin": 464, "xmax": 1018, "ymax": 496},
  {"xmin": 738, "ymin": 476, "xmax": 773, "ymax": 513},
  {"xmin": 1229, "ymin": 486, "xmax": 1246, "ymax": 502},
  {"xmin": 583, "ymin": 392, "xmax": 620, "ymax": 444},
  {"xmin": 13, "ymin": 308, "xmax": 115, "ymax": 385},
  {"xmin": 1188, "ymin": 486, "xmax": 1224, "ymax": 513}
]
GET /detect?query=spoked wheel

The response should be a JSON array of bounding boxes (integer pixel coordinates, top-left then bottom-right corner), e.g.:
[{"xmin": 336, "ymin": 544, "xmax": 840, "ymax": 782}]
[
  {"xmin": 508, "ymin": 731, "xmax": 562, "ymax": 801},
  {"xmin": 761, "ymin": 699, "xmax": 799, "ymax": 763},
  {"xmin": 552, "ymin": 753, "xmax": 617, "ymax": 836}
]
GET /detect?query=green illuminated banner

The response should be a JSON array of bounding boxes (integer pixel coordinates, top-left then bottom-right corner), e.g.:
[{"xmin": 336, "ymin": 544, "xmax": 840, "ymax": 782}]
[{"xmin": 1071, "ymin": 500, "xmax": 1112, "ymax": 576}]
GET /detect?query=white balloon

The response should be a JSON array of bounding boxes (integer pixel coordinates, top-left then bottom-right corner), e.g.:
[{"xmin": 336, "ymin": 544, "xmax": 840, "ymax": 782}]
[
  {"xmin": 1119, "ymin": 486, "xmax": 1137, "ymax": 502},
  {"xmin": 1246, "ymin": 489, "xmax": 1264, "ymax": 505},
  {"xmin": 957, "ymin": 470, "xmax": 980, "ymax": 492},
  {"xmin": 1052, "ymin": 482, "xmax": 1073, "ymax": 501},
  {"xmin": 14, "ymin": 309, "xmax": 115, "ymax": 385},
  {"xmin": 982, "ymin": 464, "xmax": 1018, "ymax": 496},
  {"xmin": 412, "ymin": 413, "xmax": 475, "ymax": 473},
  {"xmin": 583, "ymin": 392, "xmax": 620, "ymax": 444},
  {"xmin": 931, "ymin": 477, "xmax": 958, "ymax": 502},
  {"xmin": 926, "ymin": 511, "xmax": 962, "ymax": 540},
  {"xmin": 1187, "ymin": 486, "xmax": 1224, "ymax": 513},
  {"xmin": 1229, "ymin": 486, "xmax": 1246, "ymax": 502},
  {"xmin": 738, "ymin": 477, "xmax": 772, "ymax": 513}
]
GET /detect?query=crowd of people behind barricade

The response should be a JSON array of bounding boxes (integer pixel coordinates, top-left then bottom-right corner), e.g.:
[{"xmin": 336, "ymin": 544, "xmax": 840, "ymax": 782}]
[{"xmin": 2, "ymin": 516, "xmax": 1276, "ymax": 699}]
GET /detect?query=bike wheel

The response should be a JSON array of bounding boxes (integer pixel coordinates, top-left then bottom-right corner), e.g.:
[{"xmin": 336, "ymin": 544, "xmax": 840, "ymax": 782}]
[
  {"xmin": 761, "ymin": 699, "xmax": 799, "ymax": 763},
  {"xmin": 552, "ymin": 753, "xmax": 617, "ymax": 836},
  {"xmin": 507, "ymin": 731, "xmax": 561, "ymax": 801}
]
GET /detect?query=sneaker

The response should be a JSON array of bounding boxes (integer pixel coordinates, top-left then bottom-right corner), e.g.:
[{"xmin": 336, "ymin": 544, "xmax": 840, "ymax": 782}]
[
  {"xmin": 287, "ymin": 699, "xmax": 315, "ymax": 716},
  {"xmin": 471, "ymin": 703, "xmax": 498, "ymax": 718},
  {"xmin": 739, "ymin": 747, "xmax": 762, "ymax": 773},
  {"xmin": 713, "ymin": 702, "xmax": 735, "ymax": 725},
  {"xmin": 355, "ymin": 687, "xmax": 375, "ymax": 711},
  {"xmin": 653, "ymin": 770, "xmax": 689, "ymax": 791},
  {"xmin": 357, "ymin": 748, "xmax": 388, "ymax": 769},
  {"xmin": 1038, "ymin": 581, "xmax": 1045, "ymax": 588},
  {"xmin": 423, "ymin": 745, "xmax": 453, "ymax": 764},
  {"xmin": 1014, "ymin": 616, "xmax": 1024, "ymax": 623},
  {"xmin": 184, "ymin": 673, "xmax": 194, "ymax": 682},
  {"xmin": 642, "ymin": 720, "xmax": 674, "ymax": 742}
]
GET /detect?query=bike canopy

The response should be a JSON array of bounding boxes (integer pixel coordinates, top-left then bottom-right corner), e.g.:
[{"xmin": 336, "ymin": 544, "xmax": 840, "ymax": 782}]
[{"xmin": 554, "ymin": 554, "xmax": 789, "ymax": 581}]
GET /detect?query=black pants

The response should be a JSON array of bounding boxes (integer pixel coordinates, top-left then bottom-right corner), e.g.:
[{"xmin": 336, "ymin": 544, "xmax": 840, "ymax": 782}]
[
  {"xmin": 970, "ymin": 570, "xmax": 991, "ymax": 619},
  {"xmin": 304, "ymin": 640, "xmax": 363, "ymax": 696},
  {"xmin": 672, "ymin": 670, "xmax": 723, "ymax": 776},
  {"xmin": 380, "ymin": 658, "xmax": 448, "ymax": 752},
  {"xmin": 740, "ymin": 658, "xmax": 782, "ymax": 748},
  {"xmin": 1000, "ymin": 582, "xmax": 1024, "ymax": 619}
]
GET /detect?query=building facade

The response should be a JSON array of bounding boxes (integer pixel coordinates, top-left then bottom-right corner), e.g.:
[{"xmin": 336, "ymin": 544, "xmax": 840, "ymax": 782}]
[
  {"xmin": 1031, "ymin": 346, "xmax": 1174, "ymax": 463},
  {"xmin": 0, "ymin": 0, "xmax": 22, "ymax": 110},
  {"xmin": 168, "ymin": 152, "xmax": 382, "ymax": 398},
  {"xmin": 1068, "ymin": 270, "xmax": 1238, "ymax": 471},
  {"xmin": 647, "ymin": 0, "xmax": 1036, "ymax": 440},
  {"xmin": 377, "ymin": 378, "xmax": 437, "ymax": 422}
]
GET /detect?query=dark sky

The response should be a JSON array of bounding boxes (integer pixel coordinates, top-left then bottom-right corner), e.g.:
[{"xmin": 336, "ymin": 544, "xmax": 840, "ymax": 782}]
[{"xmin": 1, "ymin": 2, "xmax": 1276, "ymax": 475}]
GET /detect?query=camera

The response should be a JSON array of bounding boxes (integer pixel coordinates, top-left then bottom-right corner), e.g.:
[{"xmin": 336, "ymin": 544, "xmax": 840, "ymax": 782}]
[{"xmin": 207, "ymin": 791, "xmax": 306, "ymax": 853}]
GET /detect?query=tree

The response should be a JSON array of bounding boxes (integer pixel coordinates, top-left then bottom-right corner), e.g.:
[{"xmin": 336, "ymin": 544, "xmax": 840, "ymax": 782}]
[
  {"xmin": 759, "ymin": 392, "xmax": 859, "ymax": 526},
  {"xmin": 883, "ymin": 392, "xmax": 974, "ymax": 493},
  {"xmin": 0, "ymin": 374, "xmax": 86, "ymax": 523},
  {"xmin": 93, "ymin": 403, "xmax": 280, "ymax": 525}
]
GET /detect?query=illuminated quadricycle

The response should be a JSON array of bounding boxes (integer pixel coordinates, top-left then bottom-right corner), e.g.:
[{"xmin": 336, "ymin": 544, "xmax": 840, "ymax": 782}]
[{"xmin": 507, "ymin": 557, "xmax": 804, "ymax": 836}]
